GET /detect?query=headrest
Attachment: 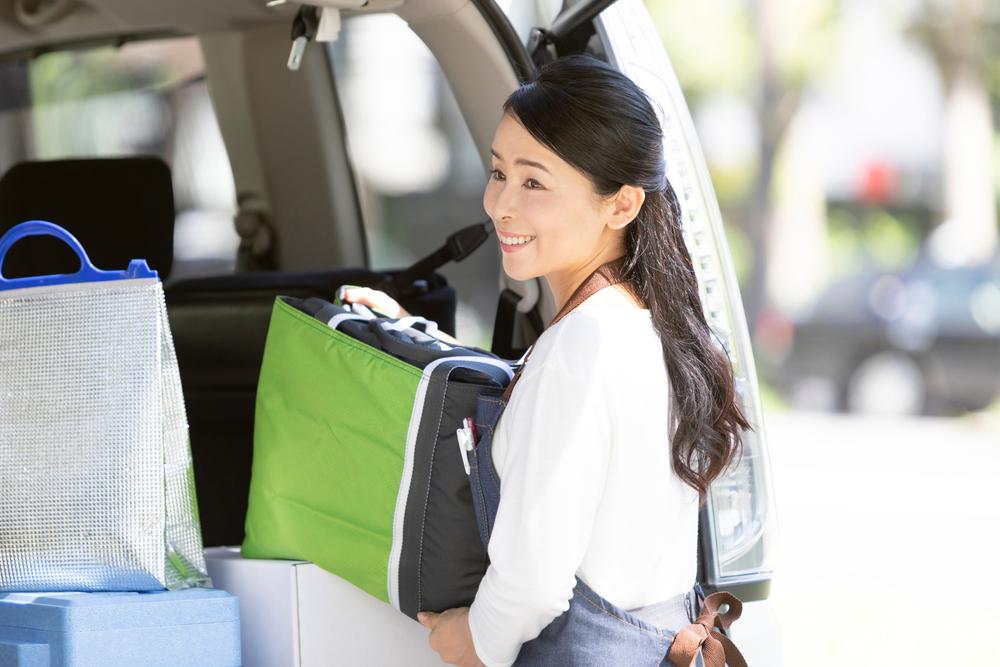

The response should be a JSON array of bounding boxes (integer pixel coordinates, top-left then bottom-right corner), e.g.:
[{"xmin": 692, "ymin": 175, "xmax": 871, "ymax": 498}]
[{"xmin": 0, "ymin": 157, "xmax": 175, "ymax": 279}]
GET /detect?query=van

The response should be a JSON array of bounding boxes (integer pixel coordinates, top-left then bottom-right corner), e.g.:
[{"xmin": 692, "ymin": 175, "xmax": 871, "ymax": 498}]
[{"xmin": 0, "ymin": 0, "xmax": 780, "ymax": 664}]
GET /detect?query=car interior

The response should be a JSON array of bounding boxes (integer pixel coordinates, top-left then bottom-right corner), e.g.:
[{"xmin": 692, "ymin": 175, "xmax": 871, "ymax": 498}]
[
  {"xmin": 0, "ymin": 3, "xmax": 780, "ymax": 663},
  {"xmin": 0, "ymin": 0, "xmax": 554, "ymax": 547}
]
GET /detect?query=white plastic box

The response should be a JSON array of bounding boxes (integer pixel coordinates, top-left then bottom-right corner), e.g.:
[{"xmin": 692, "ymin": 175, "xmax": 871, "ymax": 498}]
[{"xmin": 204, "ymin": 547, "xmax": 446, "ymax": 667}]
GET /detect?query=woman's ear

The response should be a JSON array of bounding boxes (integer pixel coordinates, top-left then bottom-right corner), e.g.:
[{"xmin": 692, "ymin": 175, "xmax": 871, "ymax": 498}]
[{"xmin": 606, "ymin": 184, "xmax": 645, "ymax": 231}]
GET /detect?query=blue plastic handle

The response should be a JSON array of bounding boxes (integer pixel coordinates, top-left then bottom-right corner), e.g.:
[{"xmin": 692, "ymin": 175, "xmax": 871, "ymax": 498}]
[{"xmin": 0, "ymin": 220, "xmax": 157, "ymax": 292}]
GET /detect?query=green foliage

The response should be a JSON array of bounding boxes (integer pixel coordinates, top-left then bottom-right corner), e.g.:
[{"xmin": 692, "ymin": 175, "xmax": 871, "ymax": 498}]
[
  {"xmin": 862, "ymin": 208, "xmax": 919, "ymax": 269},
  {"xmin": 646, "ymin": 0, "xmax": 756, "ymax": 96},
  {"xmin": 826, "ymin": 207, "xmax": 866, "ymax": 278},
  {"xmin": 826, "ymin": 206, "xmax": 920, "ymax": 278},
  {"xmin": 757, "ymin": 376, "xmax": 789, "ymax": 414},
  {"xmin": 770, "ymin": 0, "xmax": 839, "ymax": 85},
  {"xmin": 646, "ymin": 0, "xmax": 839, "ymax": 97},
  {"xmin": 29, "ymin": 48, "xmax": 166, "ymax": 106},
  {"xmin": 995, "ymin": 134, "xmax": 1000, "ymax": 231},
  {"xmin": 26, "ymin": 46, "xmax": 173, "ymax": 159},
  {"xmin": 708, "ymin": 162, "xmax": 755, "ymax": 207},
  {"xmin": 722, "ymin": 219, "xmax": 752, "ymax": 287}
]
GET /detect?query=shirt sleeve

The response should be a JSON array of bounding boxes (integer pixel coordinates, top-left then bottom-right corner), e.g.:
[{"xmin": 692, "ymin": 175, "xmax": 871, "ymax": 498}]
[{"xmin": 467, "ymin": 315, "xmax": 612, "ymax": 667}]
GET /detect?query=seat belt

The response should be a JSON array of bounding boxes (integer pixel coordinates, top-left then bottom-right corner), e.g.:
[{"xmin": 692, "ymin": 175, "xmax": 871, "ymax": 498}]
[
  {"xmin": 491, "ymin": 289, "xmax": 522, "ymax": 359},
  {"xmin": 491, "ymin": 288, "xmax": 543, "ymax": 359},
  {"xmin": 380, "ymin": 220, "xmax": 492, "ymax": 298}
]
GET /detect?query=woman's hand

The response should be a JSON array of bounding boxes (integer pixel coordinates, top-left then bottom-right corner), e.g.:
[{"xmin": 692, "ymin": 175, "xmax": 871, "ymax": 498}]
[
  {"xmin": 342, "ymin": 285, "xmax": 466, "ymax": 346},
  {"xmin": 341, "ymin": 286, "xmax": 410, "ymax": 319},
  {"xmin": 418, "ymin": 608, "xmax": 485, "ymax": 667}
]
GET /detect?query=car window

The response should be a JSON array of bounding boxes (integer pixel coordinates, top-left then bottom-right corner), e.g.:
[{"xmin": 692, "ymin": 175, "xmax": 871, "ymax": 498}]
[
  {"xmin": 0, "ymin": 37, "xmax": 238, "ymax": 281},
  {"xmin": 327, "ymin": 14, "xmax": 500, "ymax": 348}
]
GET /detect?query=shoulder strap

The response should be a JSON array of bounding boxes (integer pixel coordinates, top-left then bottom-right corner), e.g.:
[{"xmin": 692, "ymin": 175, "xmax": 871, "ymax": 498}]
[
  {"xmin": 547, "ymin": 256, "xmax": 628, "ymax": 329},
  {"xmin": 501, "ymin": 256, "xmax": 631, "ymax": 402}
]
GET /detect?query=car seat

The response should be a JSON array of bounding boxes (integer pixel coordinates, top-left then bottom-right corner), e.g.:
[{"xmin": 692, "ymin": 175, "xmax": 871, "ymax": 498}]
[{"xmin": 0, "ymin": 157, "xmax": 458, "ymax": 546}]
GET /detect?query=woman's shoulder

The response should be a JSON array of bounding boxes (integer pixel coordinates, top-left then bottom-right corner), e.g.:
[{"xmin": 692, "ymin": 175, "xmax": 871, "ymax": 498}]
[
  {"xmin": 531, "ymin": 287, "xmax": 659, "ymax": 372},
  {"xmin": 558, "ymin": 286, "xmax": 654, "ymax": 340}
]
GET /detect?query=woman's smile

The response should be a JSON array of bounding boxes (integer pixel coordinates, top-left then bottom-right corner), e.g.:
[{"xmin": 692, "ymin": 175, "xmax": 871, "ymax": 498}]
[{"xmin": 498, "ymin": 232, "xmax": 537, "ymax": 253}]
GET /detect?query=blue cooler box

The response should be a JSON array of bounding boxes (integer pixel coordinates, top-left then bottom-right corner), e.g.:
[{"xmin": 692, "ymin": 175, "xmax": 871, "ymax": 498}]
[{"xmin": 0, "ymin": 588, "xmax": 240, "ymax": 666}]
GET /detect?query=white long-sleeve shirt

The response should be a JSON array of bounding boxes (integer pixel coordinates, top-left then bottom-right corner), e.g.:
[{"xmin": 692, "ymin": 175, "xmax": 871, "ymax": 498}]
[{"xmin": 467, "ymin": 286, "xmax": 700, "ymax": 667}]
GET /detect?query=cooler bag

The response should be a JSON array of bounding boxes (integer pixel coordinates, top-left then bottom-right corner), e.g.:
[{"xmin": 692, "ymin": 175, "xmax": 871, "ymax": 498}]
[
  {"xmin": 242, "ymin": 295, "xmax": 514, "ymax": 619},
  {"xmin": 0, "ymin": 220, "xmax": 207, "ymax": 592}
]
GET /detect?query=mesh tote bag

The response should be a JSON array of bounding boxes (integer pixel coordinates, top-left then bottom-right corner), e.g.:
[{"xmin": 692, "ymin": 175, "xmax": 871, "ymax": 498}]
[
  {"xmin": 0, "ymin": 220, "xmax": 207, "ymax": 592},
  {"xmin": 242, "ymin": 295, "xmax": 514, "ymax": 619}
]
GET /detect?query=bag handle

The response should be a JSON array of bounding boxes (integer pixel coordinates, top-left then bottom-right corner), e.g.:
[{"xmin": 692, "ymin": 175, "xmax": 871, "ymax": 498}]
[
  {"xmin": 315, "ymin": 301, "xmax": 443, "ymax": 343},
  {"xmin": 301, "ymin": 296, "xmax": 510, "ymax": 384},
  {"xmin": 382, "ymin": 315, "xmax": 439, "ymax": 337},
  {"xmin": 364, "ymin": 319, "xmax": 456, "ymax": 364},
  {"xmin": 0, "ymin": 220, "xmax": 157, "ymax": 292},
  {"xmin": 355, "ymin": 319, "xmax": 510, "ymax": 386}
]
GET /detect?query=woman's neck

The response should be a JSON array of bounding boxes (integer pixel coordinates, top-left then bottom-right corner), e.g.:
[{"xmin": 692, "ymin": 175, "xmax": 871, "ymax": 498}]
[{"xmin": 545, "ymin": 248, "xmax": 627, "ymax": 313}]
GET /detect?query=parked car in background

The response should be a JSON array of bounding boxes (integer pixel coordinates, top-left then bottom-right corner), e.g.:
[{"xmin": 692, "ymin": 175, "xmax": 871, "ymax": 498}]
[
  {"xmin": 0, "ymin": 0, "xmax": 779, "ymax": 664},
  {"xmin": 776, "ymin": 252, "xmax": 1000, "ymax": 415}
]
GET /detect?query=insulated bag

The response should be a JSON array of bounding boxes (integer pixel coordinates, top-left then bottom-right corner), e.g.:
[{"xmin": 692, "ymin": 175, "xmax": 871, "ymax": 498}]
[
  {"xmin": 0, "ymin": 221, "xmax": 208, "ymax": 592},
  {"xmin": 242, "ymin": 295, "xmax": 514, "ymax": 619}
]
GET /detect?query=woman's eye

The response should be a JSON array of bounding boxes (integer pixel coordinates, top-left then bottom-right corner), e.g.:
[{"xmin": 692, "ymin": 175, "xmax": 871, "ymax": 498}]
[{"xmin": 490, "ymin": 169, "xmax": 542, "ymax": 190}]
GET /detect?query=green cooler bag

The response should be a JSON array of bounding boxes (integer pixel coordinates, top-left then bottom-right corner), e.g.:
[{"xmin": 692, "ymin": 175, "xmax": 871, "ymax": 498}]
[{"xmin": 243, "ymin": 295, "xmax": 513, "ymax": 619}]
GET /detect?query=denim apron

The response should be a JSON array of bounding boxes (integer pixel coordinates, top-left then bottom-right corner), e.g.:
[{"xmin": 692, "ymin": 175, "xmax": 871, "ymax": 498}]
[
  {"xmin": 467, "ymin": 392, "xmax": 702, "ymax": 667},
  {"xmin": 464, "ymin": 258, "xmax": 747, "ymax": 666}
]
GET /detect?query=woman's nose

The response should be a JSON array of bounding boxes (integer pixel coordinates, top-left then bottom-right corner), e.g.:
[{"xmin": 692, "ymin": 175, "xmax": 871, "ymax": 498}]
[{"xmin": 488, "ymin": 180, "xmax": 517, "ymax": 222}]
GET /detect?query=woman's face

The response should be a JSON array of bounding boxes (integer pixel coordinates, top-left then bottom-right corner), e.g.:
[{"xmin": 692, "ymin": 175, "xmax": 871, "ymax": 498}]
[{"xmin": 483, "ymin": 112, "xmax": 623, "ymax": 283}]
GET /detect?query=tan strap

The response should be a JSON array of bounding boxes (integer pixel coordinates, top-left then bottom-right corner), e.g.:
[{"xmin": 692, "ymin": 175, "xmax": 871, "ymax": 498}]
[
  {"xmin": 667, "ymin": 591, "xmax": 749, "ymax": 667},
  {"xmin": 501, "ymin": 257, "xmax": 630, "ymax": 402}
]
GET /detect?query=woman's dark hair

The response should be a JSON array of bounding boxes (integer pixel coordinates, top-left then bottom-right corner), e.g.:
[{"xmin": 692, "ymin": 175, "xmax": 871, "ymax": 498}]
[{"xmin": 503, "ymin": 54, "xmax": 752, "ymax": 504}]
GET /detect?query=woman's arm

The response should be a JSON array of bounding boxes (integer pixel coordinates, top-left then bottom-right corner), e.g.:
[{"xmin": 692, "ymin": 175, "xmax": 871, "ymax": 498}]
[{"xmin": 467, "ymin": 316, "xmax": 611, "ymax": 666}]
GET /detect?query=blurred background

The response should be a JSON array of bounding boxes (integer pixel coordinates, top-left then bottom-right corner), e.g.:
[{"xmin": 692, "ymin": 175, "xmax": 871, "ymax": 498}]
[
  {"xmin": 646, "ymin": 1, "xmax": 999, "ymax": 664},
  {"xmin": 0, "ymin": 0, "xmax": 996, "ymax": 663},
  {"xmin": 645, "ymin": 1, "xmax": 999, "ymax": 664},
  {"xmin": 647, "ymin": 0, "xmax": 1000, "ymax": 666},
  {"xmin": 651, "ymin": 0, "xmax": 999, "ymax": 421}
]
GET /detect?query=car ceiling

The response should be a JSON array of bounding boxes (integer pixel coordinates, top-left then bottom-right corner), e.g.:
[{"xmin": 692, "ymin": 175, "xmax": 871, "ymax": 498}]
[{"xmin": 0, "ymin": 0, "xmax": 407, "ymax": 58}]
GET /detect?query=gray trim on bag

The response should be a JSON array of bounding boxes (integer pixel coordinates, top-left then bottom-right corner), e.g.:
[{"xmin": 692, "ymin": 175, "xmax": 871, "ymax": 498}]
[{"xmin": 389, "ymin": 357, "xmax": 513, "ymax": 616}]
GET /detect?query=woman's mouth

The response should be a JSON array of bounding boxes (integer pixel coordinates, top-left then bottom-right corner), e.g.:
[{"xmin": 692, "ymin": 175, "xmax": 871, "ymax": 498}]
[{"xmin": 498, "ymin": 233, "xmax": 536, "ymax": 253}]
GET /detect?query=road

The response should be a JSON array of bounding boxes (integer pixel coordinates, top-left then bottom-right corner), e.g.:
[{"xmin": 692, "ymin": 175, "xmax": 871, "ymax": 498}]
[{"xmin": 764, "ymin": 409, "xmax": 1000, "ymax": 665}]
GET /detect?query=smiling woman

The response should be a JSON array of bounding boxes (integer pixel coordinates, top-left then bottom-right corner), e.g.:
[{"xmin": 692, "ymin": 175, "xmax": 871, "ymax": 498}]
[{"xmin": 392, "ymin": 54, "xmax": 751, "ymax": 667}]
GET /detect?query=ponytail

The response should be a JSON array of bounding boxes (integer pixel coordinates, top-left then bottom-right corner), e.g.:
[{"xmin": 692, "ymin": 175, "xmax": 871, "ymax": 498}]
[{"xmin": 621, "ymin": 184, "xmax": 751, "ymax": 504}]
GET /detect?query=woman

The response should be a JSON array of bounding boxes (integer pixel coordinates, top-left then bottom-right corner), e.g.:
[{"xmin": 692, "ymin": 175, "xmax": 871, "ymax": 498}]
[{"xmin": 344, "ymin": 54, "xmax": 751, "ymax": 667}]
